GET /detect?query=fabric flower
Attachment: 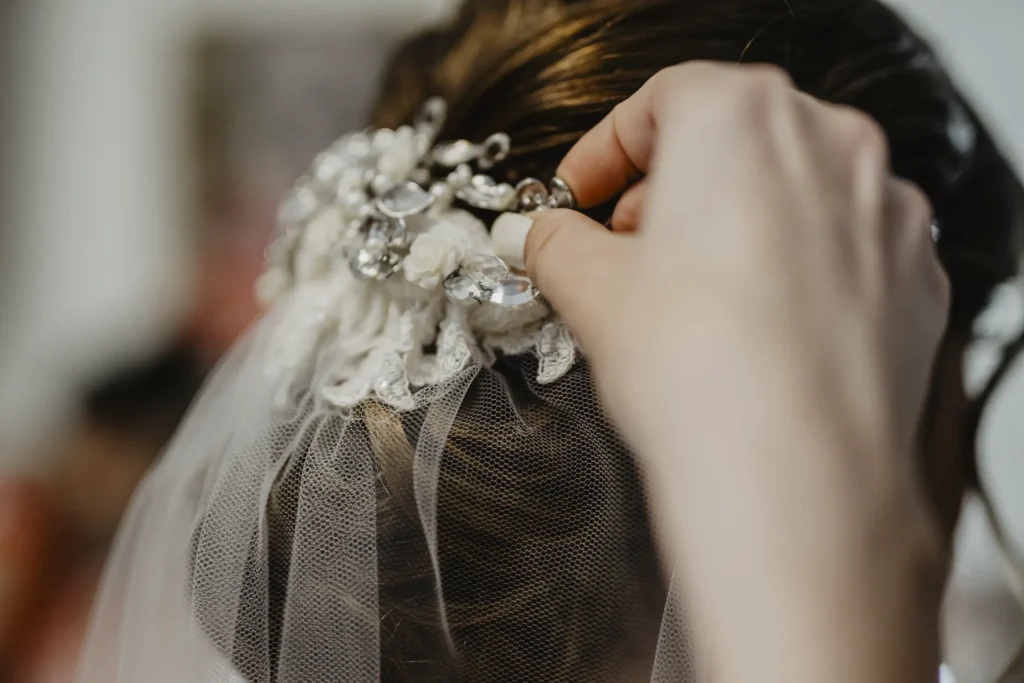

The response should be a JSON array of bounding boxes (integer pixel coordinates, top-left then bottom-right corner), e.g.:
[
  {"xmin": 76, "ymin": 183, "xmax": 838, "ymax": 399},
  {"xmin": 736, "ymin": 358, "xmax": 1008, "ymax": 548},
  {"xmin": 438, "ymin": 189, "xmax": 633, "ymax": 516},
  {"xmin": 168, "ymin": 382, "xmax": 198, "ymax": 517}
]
[
  {"xmin": 404, "ymin": 231, "xmax": 464, "ymax": 290},
  {"xmin": 404, "ymin": 210, "xmax": 491, "ymax": 289}
]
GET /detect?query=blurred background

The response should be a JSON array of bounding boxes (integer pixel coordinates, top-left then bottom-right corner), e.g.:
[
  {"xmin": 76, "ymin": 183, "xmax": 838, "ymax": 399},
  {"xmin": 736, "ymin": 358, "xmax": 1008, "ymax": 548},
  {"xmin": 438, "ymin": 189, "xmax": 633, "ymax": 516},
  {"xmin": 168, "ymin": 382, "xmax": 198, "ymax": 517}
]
[{"xmin": 0, "ymin": 0, "xmax": 1020, "ymax": 681}]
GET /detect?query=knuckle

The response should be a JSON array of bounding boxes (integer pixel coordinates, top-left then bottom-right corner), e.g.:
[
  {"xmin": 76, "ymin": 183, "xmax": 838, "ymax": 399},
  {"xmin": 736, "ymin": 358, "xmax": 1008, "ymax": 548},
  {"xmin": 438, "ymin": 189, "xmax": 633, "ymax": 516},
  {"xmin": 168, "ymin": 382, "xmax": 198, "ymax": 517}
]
[
  {"xmin": 893, "ymin": 180, "xmax": 935, "ymax": 234},
  {"xmin": 744, "ymin": 63, "xmax": 795, "ymax": 91},
  {"xmin": 843, "ymin": 110, "xmax": 890, "ymax": 165}
]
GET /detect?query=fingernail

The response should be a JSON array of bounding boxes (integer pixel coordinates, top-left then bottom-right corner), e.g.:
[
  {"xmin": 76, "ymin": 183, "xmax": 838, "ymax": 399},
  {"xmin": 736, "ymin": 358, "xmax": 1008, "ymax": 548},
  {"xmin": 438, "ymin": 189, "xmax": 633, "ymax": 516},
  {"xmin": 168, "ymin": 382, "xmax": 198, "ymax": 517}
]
[{"xmin": 492, "ymin": 212, "xmax": 534, "ymax": 271}]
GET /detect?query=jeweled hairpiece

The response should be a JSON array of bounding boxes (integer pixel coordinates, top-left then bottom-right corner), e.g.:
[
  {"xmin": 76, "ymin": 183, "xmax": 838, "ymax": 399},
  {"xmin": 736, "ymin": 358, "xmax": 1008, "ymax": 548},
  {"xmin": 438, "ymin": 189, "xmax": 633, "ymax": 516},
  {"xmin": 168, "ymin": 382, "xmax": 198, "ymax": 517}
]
[
  {"xmin": 260, "ymin": 98, "xmax": 575, "ymax": 308},
  {"xmin": 256, "ymin": 99, "xmax": 580, "ymax": 411}
]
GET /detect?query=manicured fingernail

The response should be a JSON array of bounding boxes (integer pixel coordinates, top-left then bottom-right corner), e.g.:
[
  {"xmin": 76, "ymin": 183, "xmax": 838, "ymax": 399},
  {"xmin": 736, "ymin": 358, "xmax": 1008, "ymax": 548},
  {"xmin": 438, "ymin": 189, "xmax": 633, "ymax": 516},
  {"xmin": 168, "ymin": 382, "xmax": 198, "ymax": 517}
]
[{"xmin": 492, "ymin": 212, "xmax": 534, "ymax": 271}]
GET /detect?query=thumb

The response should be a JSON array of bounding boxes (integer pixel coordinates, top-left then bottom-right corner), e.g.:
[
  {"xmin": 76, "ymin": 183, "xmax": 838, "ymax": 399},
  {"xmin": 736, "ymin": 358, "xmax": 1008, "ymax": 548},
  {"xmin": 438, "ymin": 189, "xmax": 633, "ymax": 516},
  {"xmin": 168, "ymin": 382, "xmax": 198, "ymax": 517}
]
[{"xmin": 496, "ymin": 209, "xmax": 630, "ymax": 342}]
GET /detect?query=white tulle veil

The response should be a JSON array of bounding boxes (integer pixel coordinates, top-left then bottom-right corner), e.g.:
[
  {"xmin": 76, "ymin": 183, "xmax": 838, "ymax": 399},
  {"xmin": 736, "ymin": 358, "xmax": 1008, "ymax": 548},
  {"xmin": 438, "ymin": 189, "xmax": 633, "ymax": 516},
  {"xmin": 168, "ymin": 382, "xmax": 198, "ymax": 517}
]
[{"xmin": 74, "ymin": 99, "xmax": 700, "ymax": 683}]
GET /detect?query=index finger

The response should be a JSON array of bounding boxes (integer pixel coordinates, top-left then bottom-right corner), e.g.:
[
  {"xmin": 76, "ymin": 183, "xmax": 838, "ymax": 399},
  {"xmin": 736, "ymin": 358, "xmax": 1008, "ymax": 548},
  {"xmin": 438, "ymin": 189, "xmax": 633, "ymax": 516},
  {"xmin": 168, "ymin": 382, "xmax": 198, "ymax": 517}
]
[
  {"xmin": 556, "ymin": 62, "xmax": 726, "ymax": 208},
  {"xmin": 557, "ymin": 62, "xmax": 805, "ymax": 208}
]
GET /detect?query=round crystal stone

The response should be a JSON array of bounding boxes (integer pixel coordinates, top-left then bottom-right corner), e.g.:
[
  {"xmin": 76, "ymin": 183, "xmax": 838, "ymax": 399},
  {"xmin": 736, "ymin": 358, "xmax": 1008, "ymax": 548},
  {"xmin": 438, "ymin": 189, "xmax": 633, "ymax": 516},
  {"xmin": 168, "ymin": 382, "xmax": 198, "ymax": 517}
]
[
  {"xmin": 515, "ymin": 178, "xmax": 550, "ymax": 212},
  {"xmin": 349, "ymin": 245, "xmax": 400, "ymax": 281},
  {"xmin": 444, "ymin": 275, "xmax": 486, "ymax": 305},
  {"xmin": 432, "ymin": 140, "xmax": 479, "ymax": 167},
  {"xmin": 357, "ymin": 214, "xmax": 407, "ymax": 251},
  {"xmin": 461, "ymin": 254, "xmax": 509, "ymax": 287},
  {"xmin": 488, "ymin": 277, "xmax": 537, "ymax": 306},
  {"xmin": 377, "ymin": 180, "xmax": 435, "ymax": 218}
]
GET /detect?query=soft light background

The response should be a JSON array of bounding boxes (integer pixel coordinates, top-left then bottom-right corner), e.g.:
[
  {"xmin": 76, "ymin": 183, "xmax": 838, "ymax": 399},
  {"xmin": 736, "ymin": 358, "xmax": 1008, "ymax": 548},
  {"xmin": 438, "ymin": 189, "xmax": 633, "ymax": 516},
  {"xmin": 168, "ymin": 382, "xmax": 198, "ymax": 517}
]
[{"xmin": 0, "ymin": 0, "xmax": 1021, "ymax": 680}]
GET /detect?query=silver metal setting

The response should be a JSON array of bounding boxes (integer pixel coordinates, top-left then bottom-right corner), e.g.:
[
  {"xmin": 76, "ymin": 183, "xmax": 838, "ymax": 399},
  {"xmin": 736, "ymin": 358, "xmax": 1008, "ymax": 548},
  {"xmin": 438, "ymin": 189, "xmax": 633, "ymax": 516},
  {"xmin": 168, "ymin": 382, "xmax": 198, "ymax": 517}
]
[{"xmin": 443, "ymin": 254, "xmax": 538, "ymax": 308}]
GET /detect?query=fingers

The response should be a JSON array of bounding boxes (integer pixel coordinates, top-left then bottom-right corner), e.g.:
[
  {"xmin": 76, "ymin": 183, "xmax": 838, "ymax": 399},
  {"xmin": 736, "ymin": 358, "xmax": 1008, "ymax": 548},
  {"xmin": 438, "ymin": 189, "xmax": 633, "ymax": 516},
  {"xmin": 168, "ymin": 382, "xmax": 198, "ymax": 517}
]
[
  {"xmin": 884, "ymin": 177, "xmax": 949, "ymax": 312},
  {"xmin": 610, "ymin": 180, "xmax": 649, "ymax": 233},
  {"xmin": 523, "ymin": 209, "xmax": 632, "ymax": 340},
  {"xmin": 556, "ymin": 62, "xmax": 797, "ymax": 209}
]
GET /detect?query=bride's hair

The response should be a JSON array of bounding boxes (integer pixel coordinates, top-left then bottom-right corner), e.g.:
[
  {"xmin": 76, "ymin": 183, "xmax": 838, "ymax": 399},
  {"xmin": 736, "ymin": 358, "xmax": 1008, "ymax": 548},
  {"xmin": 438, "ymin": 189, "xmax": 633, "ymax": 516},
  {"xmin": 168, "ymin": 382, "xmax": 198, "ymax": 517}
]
[{"xmin": 220, "ymin": 1, "xmax": 1024, "ymax": 681}]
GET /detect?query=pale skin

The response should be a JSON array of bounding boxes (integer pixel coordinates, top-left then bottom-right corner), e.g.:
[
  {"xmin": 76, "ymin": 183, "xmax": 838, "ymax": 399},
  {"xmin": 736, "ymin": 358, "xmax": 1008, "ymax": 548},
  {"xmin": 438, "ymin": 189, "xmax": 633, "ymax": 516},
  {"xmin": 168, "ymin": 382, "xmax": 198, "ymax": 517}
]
[{"xmin": 521, "ymin": 62, "xmax": 951, "ymax": 683}]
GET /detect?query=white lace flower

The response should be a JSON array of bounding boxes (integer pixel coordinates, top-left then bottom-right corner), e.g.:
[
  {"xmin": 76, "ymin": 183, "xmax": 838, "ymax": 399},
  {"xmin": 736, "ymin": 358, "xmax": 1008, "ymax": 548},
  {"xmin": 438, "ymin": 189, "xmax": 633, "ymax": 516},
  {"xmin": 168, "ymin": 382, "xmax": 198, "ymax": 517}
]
[
  {"xmin": 404, "ymin": 211, "xmax": 490, "ymax": 290},
  {"xmin": 404, "ymin": 231, "xmax": 463, "ymax": 290}
]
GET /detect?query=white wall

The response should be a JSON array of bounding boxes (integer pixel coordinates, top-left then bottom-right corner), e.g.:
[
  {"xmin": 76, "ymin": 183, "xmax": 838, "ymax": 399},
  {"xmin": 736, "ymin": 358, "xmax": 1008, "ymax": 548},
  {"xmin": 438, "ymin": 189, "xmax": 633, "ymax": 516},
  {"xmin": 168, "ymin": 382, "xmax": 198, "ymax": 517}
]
[{"xmin": 0, "ymin": 0, "xmax": 451, "ymax": 458}]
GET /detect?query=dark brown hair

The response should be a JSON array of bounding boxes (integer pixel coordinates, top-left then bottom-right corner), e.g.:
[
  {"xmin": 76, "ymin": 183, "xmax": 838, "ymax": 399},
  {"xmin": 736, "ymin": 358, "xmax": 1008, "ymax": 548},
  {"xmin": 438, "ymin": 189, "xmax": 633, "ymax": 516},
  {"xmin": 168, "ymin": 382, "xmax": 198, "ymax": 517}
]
[{"xmin": 218, "ymin": 1, "xmax": 1024, "ymax": 681}]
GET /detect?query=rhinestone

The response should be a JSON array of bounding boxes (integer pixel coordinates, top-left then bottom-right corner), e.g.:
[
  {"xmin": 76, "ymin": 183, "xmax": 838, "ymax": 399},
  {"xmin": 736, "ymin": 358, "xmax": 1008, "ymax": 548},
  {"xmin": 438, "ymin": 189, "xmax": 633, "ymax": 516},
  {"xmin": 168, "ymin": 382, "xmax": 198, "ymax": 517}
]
[
  {"xmin": 515, "ymin": 178, "xmax": 550, "ymax": 212},
  {"xmin": 432, "ymin": 140, "xmax": 480, "ymax": 167},
  {"xmin": 488, "ymin": 277, "xmax": 537, "ymax": 306},
  {"xmin": 357, "ymin": 214, "xmax": 408, "ymax": 250},
  {"xmin": 456, "ymin": 175, "xmax": 517, "ymax": 211},
  {"xmin": 377, "ymin": 180, "xmax": 435, "ymax": 218},
  {"xmin": 461, "ymin": 254, "xmax": 509, "ymax": 287},
  {"xmin": 349, "ymin": 245, "xmax": 401, "ymax": 281},
  {"xmin": 549, "ymin": 176, "xmax": 577, "ymax": 210},
  {"xmin": 931, "ymin": 221, "xmax": 941, "ymax": 243},
  {"xmin": 478, "ymin": 133, "xmax": 511, "ymax": 170},
  {"xmin": 444, "ymin": 275, "xmax": 487, "ymax": 305},
  {"xmin": 278, "ymin": 183, "xmax": 319, "ymax": 226}
]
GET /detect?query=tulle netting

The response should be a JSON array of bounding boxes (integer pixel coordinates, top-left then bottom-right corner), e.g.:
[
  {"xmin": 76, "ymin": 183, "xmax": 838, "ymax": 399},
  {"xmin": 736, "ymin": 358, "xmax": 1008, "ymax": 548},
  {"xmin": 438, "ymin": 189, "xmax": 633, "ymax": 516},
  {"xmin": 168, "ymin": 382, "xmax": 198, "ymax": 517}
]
[{"xmin": 74, "ymin": 298, "xmax": 699, "ymax": 683}]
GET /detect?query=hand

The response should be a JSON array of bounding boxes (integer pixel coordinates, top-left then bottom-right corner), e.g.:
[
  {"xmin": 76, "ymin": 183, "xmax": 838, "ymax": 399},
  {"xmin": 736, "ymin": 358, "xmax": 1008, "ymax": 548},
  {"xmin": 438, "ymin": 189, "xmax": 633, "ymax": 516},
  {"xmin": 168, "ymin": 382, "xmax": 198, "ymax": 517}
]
[{"xmin": 510, "ymin": 62, "xmax": 950, "ymax": 683}]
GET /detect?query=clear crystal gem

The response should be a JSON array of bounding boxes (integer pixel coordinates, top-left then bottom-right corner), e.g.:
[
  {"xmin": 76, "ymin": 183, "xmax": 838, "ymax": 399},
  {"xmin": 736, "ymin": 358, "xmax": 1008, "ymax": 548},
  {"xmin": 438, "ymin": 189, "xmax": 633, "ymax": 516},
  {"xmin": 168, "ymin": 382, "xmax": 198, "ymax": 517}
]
[
  {"xmin": 488, "ymin": 277, "xmax": 537, "ymax": 306},
  {"xmin": 456, "ymin": 176, "xmax": 517, "ymax": 211},
  {"xmin": 461, "ymin": 254, "xmax": 509, "ymax": 287},
  {"xmin": 444, "ymin": 275, "xmax": 487, "ymax": 304},
  {"xmin": 432, "ymin": 140, "xmax": 480, "ymax": 167},
  {"xmin": 515, "ymin": 178, "xmax": 550, "ymax": 212},
  {"xmin": 348, "ymin": 245, "xmax": 401, "ymax": 281},
  {"xmin": 377, "ymin": 180, "xmax": 434, "ymax": 218},
  {"xmin": 357, "ymin": 214, "xmax": 408, "ymax": 250}
]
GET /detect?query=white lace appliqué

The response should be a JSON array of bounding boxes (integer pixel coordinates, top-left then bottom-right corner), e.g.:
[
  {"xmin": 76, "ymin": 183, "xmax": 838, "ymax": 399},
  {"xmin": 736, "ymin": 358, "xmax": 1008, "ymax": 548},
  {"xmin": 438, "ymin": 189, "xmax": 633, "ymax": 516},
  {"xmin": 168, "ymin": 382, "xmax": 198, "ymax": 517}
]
[{"xmin": 265, "ymin": 207, "xmax": 576, "ymax": 411}]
